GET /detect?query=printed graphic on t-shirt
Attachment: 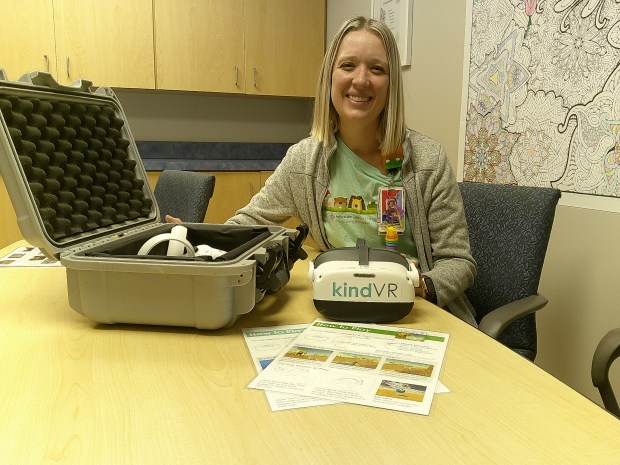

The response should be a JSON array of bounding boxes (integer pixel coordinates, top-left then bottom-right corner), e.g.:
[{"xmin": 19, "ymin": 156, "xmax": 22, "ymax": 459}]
[{"xmin": 322, "ymin": 189, "xmax": 378, "ymax": 223}]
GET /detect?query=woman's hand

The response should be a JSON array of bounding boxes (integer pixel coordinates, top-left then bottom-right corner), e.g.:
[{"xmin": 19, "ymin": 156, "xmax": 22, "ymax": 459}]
[
  {"xmin": 408, "ymin": 258, "xmax": 426, "ymax": 298},
  {"xmin": 165, "ymin": 215, "xmax": 182, "ymax": 224}
]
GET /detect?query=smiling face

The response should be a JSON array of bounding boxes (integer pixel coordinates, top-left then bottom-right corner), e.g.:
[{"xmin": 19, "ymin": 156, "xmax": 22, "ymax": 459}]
[{"xmin": 331, "ymin": 29, "xmax": 390, "ymax": 134}]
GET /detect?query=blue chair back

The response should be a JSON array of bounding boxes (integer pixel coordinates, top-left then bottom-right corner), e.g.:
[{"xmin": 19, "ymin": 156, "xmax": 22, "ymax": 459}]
[
  {"xmin": 459, "ymin": 182, "xmax": 561, "ymax": 360},
  {"xmin": 154, "ymin": 170, "xmax": 216, "ymax": 223}
]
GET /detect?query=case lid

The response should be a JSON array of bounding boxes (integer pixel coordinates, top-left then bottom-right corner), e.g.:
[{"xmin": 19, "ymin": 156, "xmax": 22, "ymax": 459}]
[{"xmin": 0, "ymin": 70, "xmax": 159, "ymax": 259}]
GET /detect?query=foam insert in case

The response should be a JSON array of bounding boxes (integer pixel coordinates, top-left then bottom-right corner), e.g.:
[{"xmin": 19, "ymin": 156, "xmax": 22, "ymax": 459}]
[{"xmin": 0, "ymin": 70, "xmax": 306, "ymax": 329}]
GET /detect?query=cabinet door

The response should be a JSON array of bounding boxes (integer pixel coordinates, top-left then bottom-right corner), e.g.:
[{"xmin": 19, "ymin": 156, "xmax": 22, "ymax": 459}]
[
  {"xmin": 154, "ymin": 0, "xmax": 245, "ymax": 93},
  {"xmin": 205, "ymin": 171, "xmax": 261, "ymax": 224},
  {"xmin": 244, "ymin": 0, "xmax": 325, "ymax": 97},
  {"xmin": 53, "ymin": 0, "xmax": 155, "ymax": 88},
  {"xmin": 0, "ymin": 0, "xmax": 57, "ymax": 80},
  {"xmin": 259, "ymin": 170, "xmax": 275, "ymax": 187}
]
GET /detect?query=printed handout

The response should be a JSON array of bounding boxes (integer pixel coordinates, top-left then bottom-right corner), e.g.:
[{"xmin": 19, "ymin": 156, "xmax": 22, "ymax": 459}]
[
  {"xmin": 0, "ymin": 246, "xmax": 60, "ymax": 267},
  {"xmin": 247, "ymin": 320, "xmax": 450, "ymax": 415},
  {"xmin": 243, "ymin": 325, "xmax": 336, "ymax": 411}
]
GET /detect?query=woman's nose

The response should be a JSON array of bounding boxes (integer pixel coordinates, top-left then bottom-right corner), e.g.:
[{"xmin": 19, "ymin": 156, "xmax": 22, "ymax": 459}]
[{"xmin": 352, "ymin": 67, "xmax": 370, "ymax": 86}]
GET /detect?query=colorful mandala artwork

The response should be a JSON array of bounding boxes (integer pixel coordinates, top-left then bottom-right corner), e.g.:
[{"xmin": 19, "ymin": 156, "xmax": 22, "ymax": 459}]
[{"xmin": 463, "ymin": 0, "xmax": 620, "ymax": 199}]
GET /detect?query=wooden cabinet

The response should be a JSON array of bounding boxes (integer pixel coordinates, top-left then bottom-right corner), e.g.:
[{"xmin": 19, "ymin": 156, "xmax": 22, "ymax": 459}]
[
  {"xmin": 2, "ymin": 1, "xmax": 323, "ymax": 95},
  {"xmin": 0, "ymin": 1, "xmax": 57, "ymax": 81},
  {"xmin": 154, "ymin": 0, "xmax": 325, "ymax": 97},
  {"xmin": 205, "ymin": 171, "xmax": 261, "ymax": 223},
  {"xmin": 53, "ymin": 0, "xmax": 155, "ymax": 88},
  {"xmin": 154, "ymin": 0, "xmax": 245, "ymax": 94},
  {"xmin": 244, "ymin": 0, "xmax": 325, "ymax": 97},
  {"xmin": 0, "ymin": 0, "xmax": 154, "ymax": 89},
  {"xmin": 260, "ymin": 171, "xmax": 275, "ymax": 187}
]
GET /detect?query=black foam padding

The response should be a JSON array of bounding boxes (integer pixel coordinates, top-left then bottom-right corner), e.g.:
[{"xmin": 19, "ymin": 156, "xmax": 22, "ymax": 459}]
[{"xmin": 0, "ymin": 94, "xmax": 153, "ymax": 240}]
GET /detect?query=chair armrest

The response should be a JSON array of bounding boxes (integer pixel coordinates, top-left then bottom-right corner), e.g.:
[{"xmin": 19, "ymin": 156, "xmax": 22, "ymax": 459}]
[
  {"xmin": 591, "ymin": 327, "xmax": 620, "ymax": 417},
  {"xmin": 478, "ymin": 294, "xmax": 548, "ymax": 339}
]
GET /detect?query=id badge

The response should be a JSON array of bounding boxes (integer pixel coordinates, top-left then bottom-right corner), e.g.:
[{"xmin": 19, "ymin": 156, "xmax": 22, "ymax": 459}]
[{"xmin": 377, "ymin": 186, "xmax": 405, "ymax": 233}]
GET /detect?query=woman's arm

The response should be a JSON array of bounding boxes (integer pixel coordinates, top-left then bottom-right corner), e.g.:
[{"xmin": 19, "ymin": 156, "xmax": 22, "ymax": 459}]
[
  {"xmin": 226, "ymin": 146, "xmax": 300, "ymax": 226},
  {"xmin": 423, "ymin": 145, "xmax": 476, "ymax": 308}
]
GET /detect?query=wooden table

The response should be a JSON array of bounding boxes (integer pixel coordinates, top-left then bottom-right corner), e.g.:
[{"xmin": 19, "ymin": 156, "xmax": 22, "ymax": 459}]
[{"xmin": 1, "ymin": 241, "xmax": 618, "ymax": 464}]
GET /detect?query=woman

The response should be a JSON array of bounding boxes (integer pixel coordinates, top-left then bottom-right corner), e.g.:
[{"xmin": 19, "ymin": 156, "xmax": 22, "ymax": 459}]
[{"xmin": 180, "ymin": 17, "xmax": 477, "ymax": 325}]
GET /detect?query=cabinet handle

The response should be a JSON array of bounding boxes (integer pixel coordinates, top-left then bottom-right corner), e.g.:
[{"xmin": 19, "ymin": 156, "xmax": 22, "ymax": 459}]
[
  {"xmin": 66, "ymin": 56, "xmax": 70, "ymax": 78},
  {"xmin": 44, "ymin": 55, "xmax": 49, "ymax": 72},
  {"xmin": 253, "ymin": 67, "xmax": 257, "ymax": 88},
  {"xmin": 235, "ymin": 65, "xmax": 238, "ymax": 86},
  {"xmin": 249, "ymin": 181, "xmax": 254, "ymax": 198}
]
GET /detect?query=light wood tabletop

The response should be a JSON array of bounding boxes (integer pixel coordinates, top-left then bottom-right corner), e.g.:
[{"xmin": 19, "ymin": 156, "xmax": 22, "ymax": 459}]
[{"xmin": 0, "ymin": 241, "xmax": 618, "ymax": 465}]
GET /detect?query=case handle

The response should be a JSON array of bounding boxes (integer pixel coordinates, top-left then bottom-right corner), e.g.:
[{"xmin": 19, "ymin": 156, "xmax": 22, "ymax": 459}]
[{"xmin": 19, "ymin": 71, "xmax": 93, "ymax": 93}]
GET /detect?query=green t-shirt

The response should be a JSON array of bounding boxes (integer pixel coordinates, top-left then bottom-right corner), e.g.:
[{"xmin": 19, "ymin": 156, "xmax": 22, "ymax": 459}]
[{"xmin": 322, "ymin": 137, "xmax": 418, "ymax": 258}]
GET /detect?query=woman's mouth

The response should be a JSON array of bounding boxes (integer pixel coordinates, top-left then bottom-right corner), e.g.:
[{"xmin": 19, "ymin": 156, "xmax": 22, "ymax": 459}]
[{"xmin": 348, "ymin": 95, "xmax": 371, "ymax": 103}]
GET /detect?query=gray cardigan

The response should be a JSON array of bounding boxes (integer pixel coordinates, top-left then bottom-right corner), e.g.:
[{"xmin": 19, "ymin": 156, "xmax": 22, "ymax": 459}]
[{"xmin": 227, "ymin": 129, "xmax": 477, "ymax": 325}]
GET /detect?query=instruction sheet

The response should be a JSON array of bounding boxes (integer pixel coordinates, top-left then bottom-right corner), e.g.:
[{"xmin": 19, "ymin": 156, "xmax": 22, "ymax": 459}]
[
  {"xmin": 243, "ymin": 325, "xmax": 336, "ymax": 411},
  {"xmin": 0, "ymin": 246, "xmax": 60, "ymax": 267},
  {"xmin": 248, "ymin": 320, "xmax": 449, "ymax": 415}
]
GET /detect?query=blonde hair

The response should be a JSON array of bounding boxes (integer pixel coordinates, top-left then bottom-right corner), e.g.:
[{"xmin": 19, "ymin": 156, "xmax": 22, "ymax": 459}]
[{"xmin": 310, "ymin": 16, "xmax": 406, "ymax": 154}]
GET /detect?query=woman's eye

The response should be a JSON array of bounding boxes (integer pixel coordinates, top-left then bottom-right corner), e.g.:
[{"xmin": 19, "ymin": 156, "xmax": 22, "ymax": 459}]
[
  {"xmin": 339, "ymin": 62, "xmax": 355, "ymax": 70},
  {"xmin": 371, "ymin": 66, "xmax": 386, "ymax": 74}
]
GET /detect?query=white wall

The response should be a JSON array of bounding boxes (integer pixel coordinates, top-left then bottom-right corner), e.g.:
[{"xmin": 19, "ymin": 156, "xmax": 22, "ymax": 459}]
[
  {"xmin": 327, "ymin": 0, "xmax": 371, "ymax": 38},
  {"xmin": 536, "ymin": 206, "xmax": 620, "ymax": 404}
]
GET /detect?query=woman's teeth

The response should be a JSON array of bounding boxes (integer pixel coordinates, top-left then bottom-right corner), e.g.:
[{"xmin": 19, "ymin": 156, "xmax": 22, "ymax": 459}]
[{"xmin": 349, "ymin": 95, "xmax": 370, "ymax": 102}]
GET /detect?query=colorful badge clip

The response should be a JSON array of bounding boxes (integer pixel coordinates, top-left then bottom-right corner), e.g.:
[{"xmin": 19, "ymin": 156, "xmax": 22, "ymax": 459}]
[
  {"xmin": 385, "ymin": 225, "xmax": 399, "ymax": 251},
  {"xmin": 381, "ymin": 146, "xmax": 403, "ymax": 172}
]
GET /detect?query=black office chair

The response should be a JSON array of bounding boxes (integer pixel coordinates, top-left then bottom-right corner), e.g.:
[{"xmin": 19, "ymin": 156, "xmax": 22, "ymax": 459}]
[
  {"xmin": 459, "ymin": 182, "xmax": 561, "ymax": 361},
  {"xmin": 154, "ymin": 170, "xmax": 216, "ymax": 223},
  {"xmin": 591, "ymin": 327, "xmax": 620, "ymax": 417}
]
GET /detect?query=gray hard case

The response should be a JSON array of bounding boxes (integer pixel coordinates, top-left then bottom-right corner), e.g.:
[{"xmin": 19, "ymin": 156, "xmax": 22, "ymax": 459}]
[{"xmin": 0, "ymin": 70, "xmax": 304, "ymax": 329}]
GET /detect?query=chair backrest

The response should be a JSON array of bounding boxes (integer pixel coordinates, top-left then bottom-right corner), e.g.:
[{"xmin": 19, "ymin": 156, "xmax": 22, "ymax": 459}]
[
  {"xmin": 154, "ymin": 170, "xmax": 216, "ymax": 223},
  {"xmin": 458, "ymin": 182, "xmax": 561, "ymax": 360}
]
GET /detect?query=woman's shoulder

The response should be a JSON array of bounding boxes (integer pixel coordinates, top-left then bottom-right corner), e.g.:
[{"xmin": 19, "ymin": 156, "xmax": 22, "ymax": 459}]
[
  {"xmin": 289, "ymin": 135, "xmax": 327, "ymax": 152},
  {"xmin": 285, "ymin": 135, "xmax": 334, "ymax": 161},
  {"xmin": 404, "ymin": 129, "xmax": 448, "ymax": 172},
  {"xmin": 406, "ymin": 128, "xmax": 444, "ymax": 153}
]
